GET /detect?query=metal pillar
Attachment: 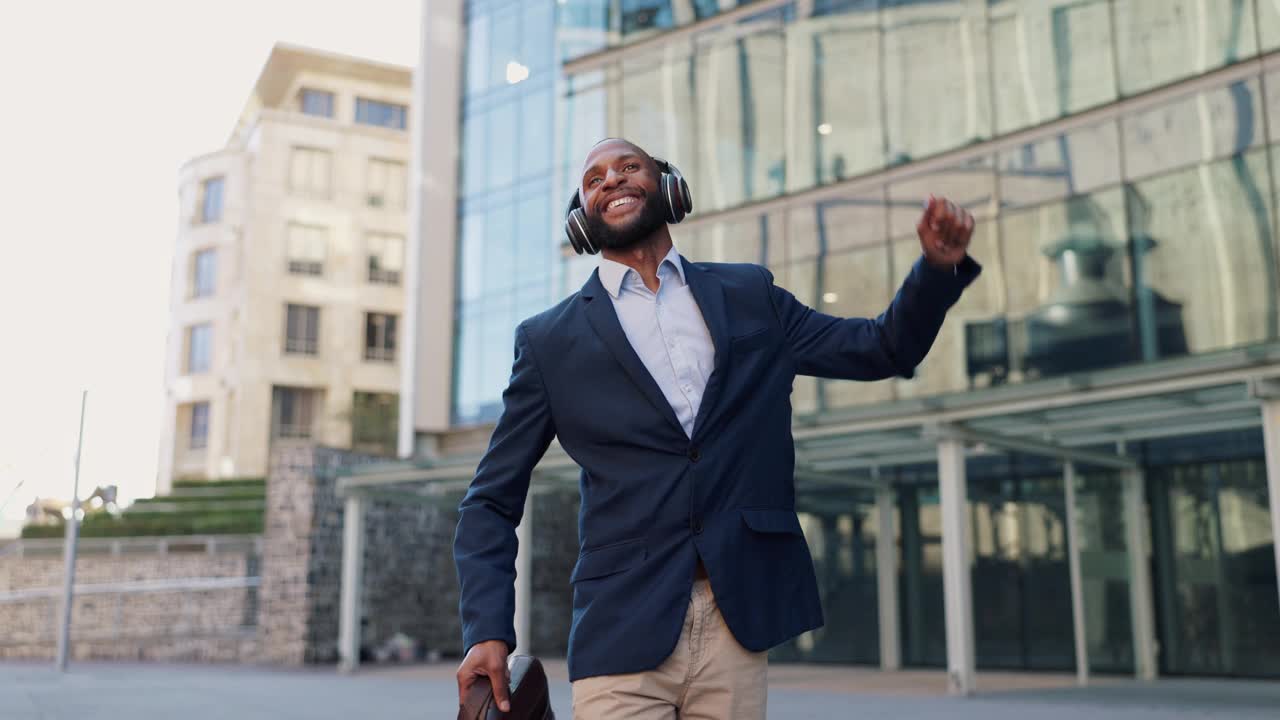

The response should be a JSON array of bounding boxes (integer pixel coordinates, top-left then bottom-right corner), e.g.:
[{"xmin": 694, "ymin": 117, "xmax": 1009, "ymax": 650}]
[
  {"xmin": 1063, "ymin": 462, "xmax": 1089, "ymax": 685},
  {"xmin": 1123, "ymin": 467, "xmax": 1158, "ymax": 681},
  {"xmin": 338, "ymin": 493, "xmax": 366, "ymax": 673},
  {"xmin": 1262, "ymin": 398, "xmax": 1280, "ymax": 615},
  {"xmin": 55, "ymin": 391, "xmax": 87, "ymax": 672},
  {"xmin": 938, "ymin": 438, "xmax": 975, "ymax": 696},
  {"xmin": 513, "ymin": 492, "xmax": 533, "ymax": 657},
  {"xmin": 876, "ymin": 485, "xmax": 900, "ymax": 671}
]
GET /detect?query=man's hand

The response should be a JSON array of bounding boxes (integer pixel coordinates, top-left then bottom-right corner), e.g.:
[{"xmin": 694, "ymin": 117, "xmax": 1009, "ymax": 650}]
[
  {"xmin": 457, "ymin": 640, "xmax": 511, "ymax": 713},
  {"xmin": 917, "ymin": 195, "xmax": 974, "ymax": 269}
]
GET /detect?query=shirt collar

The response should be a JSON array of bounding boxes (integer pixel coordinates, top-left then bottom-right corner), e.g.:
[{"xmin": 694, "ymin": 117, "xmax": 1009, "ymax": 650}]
[{"xmin": 598, "ymin": 246, "xmax": 686, "ymax": 299}]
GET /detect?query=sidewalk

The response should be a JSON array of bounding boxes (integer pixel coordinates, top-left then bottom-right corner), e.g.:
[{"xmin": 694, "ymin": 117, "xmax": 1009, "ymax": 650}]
[{"xmin": 3, "ymin": 658, "xmax": 1278, "ymax": 719}]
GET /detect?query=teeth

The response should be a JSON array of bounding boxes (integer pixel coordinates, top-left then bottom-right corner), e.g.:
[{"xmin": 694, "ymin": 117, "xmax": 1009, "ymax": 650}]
[{"xmin": 608, "ymin": 196, "xmax": 637, "ymax": 210}]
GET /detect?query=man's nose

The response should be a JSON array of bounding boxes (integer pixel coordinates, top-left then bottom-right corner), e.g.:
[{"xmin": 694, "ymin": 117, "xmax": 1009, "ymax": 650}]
[{"xmin": 600, "ymin": 168, "xmax": 626, "ymax": 191}]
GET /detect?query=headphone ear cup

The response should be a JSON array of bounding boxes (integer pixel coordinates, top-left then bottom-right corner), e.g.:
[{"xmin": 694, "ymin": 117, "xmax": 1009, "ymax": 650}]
[
  {"xmin": 662, "ymin": 172, "xmax": 692, "ymax": 224},
  {"xmin": 676, "ymin": 174, "xmax": 692, "ymax": 217},
  {"xmin": 565, "ymin": 207, "xmax": 598, "ymax": 255}
]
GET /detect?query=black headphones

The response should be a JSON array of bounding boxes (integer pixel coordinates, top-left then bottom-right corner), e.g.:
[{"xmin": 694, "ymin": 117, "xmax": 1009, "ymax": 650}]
[{"xmin": 564, "ymin": 157, "xmax": 693, "ymax": 255}]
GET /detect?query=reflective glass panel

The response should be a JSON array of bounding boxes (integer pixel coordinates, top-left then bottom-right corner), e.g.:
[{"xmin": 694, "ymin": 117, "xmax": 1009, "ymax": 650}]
[
  {"xmin": 1149, "ymin": 453, "xmax": 1280, "ymax": 677},
  {"xmin": 999, "ymin": 188, "xmax": 1131, "ymax": 382},
  {"xmin": 774, "ymin": 489, "xmax": 882, "ymax": 663},
  {"xmin": 1112, "ymin": 0, "xmax": 1258, "ymax": 96},
  {"xmin": 881, "ymin": 0, "xmax": 991, "ymax": 164},
  {"xmin": 998, "ymin": 120, "xmax": 1123, "ymax": 210},
  {"xmin": 1074, "ymin": 469, "xmax": 1136, "ymax": 674},
  {"xmin": 620, "ymin": 44, "xmax": 698, "ymax": 185},
  {"xmin": 1128, "ymin": 149, "xmax": 1277, "ymax": 357},
  {"xmin": 693, "ymin": 7, "xmax": 790, "ymax": 211},
  {"xmin": 1123, "ymin": 78, "xmax": 1265, "ymax": 181},
  {"xmin": 785, "ymin": 1, "xmax": 885, "ymax": 192},
  {"xmin": 988, "ymin": 0, "xmax": 1117, "ymax": 134}
]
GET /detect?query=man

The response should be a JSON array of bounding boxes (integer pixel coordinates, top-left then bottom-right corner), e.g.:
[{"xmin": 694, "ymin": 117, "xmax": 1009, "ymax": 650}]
[{"xmin": 455, "ymin": 138, "xmax": 980, "ymax": 718}]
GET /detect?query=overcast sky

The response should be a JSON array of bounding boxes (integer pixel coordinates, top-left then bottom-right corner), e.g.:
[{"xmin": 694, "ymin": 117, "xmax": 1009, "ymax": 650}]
[{"xmin": 0, "ymin": 0, "xmax": 421, "ymax": 538}]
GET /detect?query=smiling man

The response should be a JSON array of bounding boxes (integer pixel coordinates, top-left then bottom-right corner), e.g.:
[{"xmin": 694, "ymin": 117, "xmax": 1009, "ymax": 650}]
[{"xmin": 454, "ymin": 138, "xmax": 982, "ymax": 719}]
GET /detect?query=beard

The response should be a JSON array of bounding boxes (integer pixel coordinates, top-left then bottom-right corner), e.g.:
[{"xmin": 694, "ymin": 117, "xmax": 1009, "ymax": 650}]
[{"xmin": 585, "ymin": 190, "xmax": 666, "ymax": 251}]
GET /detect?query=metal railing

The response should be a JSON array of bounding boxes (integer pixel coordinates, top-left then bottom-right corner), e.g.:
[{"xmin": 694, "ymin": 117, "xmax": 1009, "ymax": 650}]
[
  {"xmin": 0, "ymin": 575, "xmax": 261, "ymax": 604},
  {"xmin": 0, "ymin": 534, "xmax": 262, "ymax": 558},
  {"xmin": 284, "ymin": 337, "xmax": 319, "ymax": 355},
  {"xmin": 368, "ymin": 268, "xmax": 401, "ymax": 285}
]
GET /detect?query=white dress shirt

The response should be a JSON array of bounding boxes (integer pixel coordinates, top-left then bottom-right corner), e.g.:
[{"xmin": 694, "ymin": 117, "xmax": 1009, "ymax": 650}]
[{"xmin": 598, "ymin": 246, "xmax": 715, "ymax": 438}]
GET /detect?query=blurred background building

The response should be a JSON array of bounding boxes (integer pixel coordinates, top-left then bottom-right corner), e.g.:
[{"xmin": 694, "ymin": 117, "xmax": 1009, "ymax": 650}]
[
  {"xmin": 326, "ymin": 0, "xmax": 1280, "ymax": 688},
  {"xmin": 159, "ymin": 44, "xmax": 411, "ymax": 494}
]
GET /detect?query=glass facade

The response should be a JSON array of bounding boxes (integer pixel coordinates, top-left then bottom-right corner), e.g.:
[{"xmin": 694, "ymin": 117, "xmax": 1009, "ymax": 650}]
[
  {"xmin": 455, "ymin": 0, "xmax": 559, "ymax": 424},
  {"xmin": 449, "ymin": 0, "xmax": 1280, "ymax": 677}
]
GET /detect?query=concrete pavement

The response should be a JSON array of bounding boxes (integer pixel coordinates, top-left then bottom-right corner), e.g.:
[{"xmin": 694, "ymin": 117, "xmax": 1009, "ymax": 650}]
[{"xmin": 2, "ymin": 659, "xmax": 1278, "ymax": 719}]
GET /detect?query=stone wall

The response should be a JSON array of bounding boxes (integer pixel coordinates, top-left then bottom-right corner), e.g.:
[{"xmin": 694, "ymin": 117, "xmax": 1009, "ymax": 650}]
[
  {"xmin": 0, "ymin": 537, "xmax": 261, "ymax": 662},
  {"xmin": 257, "ymin": 442, "xmax": 464, "ymax": 665},
  {"xmin": 258, "ymin": 443, "xmax": 583, "ymax": 664},
  {"xmin": 529, "ymin": 487, "xmax": 579, "ymax": 656},
  {"xmin": 0, "ymin": 442, "xmax": 586, "ymax": 667}
]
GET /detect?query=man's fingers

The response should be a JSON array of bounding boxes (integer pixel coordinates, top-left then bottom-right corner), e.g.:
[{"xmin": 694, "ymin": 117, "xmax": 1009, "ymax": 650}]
[
  {"xmin": 456, "ymin": 668, "xmax": 472, "ymax": 705},
  {"xmin": 488, "ymin": 661, "xmax": 512, "ymax": 712}
]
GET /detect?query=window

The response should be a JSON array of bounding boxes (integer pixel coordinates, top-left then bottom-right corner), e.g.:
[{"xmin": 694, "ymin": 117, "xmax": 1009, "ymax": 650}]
[
  {"xmin": 200, "ymin": 177, "xmax": 224, "ymax": 223},
  {"xmin": 351, "ymin": 391, "xmax": 398, "ymax": 455},
  {"xmin": 367, "ymin": 233, "xmax": 404, "ymax": 284},
  {"xmin": 186, "ymin": 323, "xmax": 212, "ymax": 373},
  {"xmin": 366, "ymin": 158, "xmax": 407, "ymax": 209},
  {"xmin": 364, "ymin": 312, "xmax": 397, "ymax": 362},
  {"xmin": 271, "ymin": 386, "xmax": 318, "ymax": 440},
  {"xmin": 299, "ymin": 88, "xmax": 334, "ymax": 118},
  {"xmin": 285, "ymin": 304, "xmax": 320, "ymax": 355},
  {"xmin": 289, "ymin": 147, "xmax": 332, "ymax": 197},
  {"xmin": 286, "ymin": 223, "xmax": 327, "ymax": 275},
  {"xmin": 192, "ymin": 249, "xmax": 216, "ymax": 298},
  {"xmin": 189, "ymin": 401, "xmax": 210, "ymax": 450},
  {"xmin": 355, "ymin": 97, "xmax": 407, "ymax": 129}
]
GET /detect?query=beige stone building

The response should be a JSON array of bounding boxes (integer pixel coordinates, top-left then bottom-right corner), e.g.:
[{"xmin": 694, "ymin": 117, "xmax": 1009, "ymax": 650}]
[{"xmin": 159, "ymin": 44, "xmax": 412, "ymax": 494}]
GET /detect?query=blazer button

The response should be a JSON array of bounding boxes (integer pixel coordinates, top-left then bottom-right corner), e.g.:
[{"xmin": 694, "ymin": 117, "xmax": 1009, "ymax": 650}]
[
  {"xmin": 688, "ymin": 447, "xmax": 701, "ymax": 462},
  {"xmin": 692, "ymin": 519, "xmax": 704, "ymax": 534}
]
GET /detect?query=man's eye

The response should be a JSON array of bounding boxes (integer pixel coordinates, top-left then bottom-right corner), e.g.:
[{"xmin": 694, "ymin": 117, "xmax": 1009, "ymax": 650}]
[
  {"xmin": 625, "ymin": 163, "xmax": 638, "ymax": 171},
  {"xmin": 588, "ymin": 178, "xmax": 600, "ymax": 186}
]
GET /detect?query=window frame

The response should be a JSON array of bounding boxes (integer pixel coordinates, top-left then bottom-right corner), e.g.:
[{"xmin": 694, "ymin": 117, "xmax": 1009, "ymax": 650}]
[
  {"xmin": 363, "ymin": 312, "xmax": 398, "ymax": 362},
  {"xmin": 284, "ymin": 303, "xmax": 321, "ymax": 356}
]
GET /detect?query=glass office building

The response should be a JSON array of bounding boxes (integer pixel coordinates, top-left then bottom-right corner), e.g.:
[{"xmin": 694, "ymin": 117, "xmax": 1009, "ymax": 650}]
[{"xmin": 377, "ymin": 0, "xmax": 1280, "ymax": 685}]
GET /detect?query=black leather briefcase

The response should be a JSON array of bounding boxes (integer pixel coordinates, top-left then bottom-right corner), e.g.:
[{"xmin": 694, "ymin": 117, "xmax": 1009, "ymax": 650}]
[{"xmin": 458, "ymin": 654, "xmax": 555, "ymax": 720}]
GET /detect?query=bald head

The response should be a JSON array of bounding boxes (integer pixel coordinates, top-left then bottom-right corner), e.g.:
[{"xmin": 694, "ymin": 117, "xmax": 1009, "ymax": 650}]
[{"xmin": 581, "ymin": 138, "xmax": 658, "ymax": 179}]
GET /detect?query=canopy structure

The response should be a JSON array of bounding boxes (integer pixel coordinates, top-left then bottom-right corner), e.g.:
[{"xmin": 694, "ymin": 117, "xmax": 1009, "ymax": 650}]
[{"xmin": 334, "ymin": 345, "xmax": 1280, "ymax": 694}]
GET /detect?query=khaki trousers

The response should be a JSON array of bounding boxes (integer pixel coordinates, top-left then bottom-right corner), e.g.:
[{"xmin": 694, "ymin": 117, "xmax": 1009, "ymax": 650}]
[{"xmin": 571, "ymin": 577, "xmax": 768, "ymax": 719}]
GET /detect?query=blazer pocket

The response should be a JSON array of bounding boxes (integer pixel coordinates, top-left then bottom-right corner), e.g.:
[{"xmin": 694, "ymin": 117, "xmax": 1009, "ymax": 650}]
[
  {"xmin": 730, "ymin": 328, "xmax": 771, "ymax": 353},
  {"xmin": 741, "ymin": 508, "xmax": 804, "ymax": 536},
  {"xmin": 570, "ymin": 537, "xmax": 647, "ymax": 583}
]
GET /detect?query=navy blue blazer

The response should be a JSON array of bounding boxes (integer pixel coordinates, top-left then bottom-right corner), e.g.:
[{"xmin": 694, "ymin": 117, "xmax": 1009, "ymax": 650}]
[{"xmin": 454, "ymin": 254, "xmax": 981, "ymax": 681}]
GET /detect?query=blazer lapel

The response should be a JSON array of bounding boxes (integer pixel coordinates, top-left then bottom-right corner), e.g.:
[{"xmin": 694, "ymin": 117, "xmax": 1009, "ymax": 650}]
[
  {"xmin": 581, "ymin": 270, "xmax": 685, "ymax": 437},
  {"xmin": 682, "ymin": 257, "xmax": 731, "ymax": 439}
]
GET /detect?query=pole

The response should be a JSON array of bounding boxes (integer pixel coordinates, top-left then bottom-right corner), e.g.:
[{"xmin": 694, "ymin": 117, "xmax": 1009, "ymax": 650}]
[
  {"xmin": 938, "ymin": 438, "xmax": 975, "ymax": 696},
  {"xmin": 0, "ymin": 478, "xmax": 23, "ymax": 515},
  {"xmin": 1063, "ymin": 462, "xmax": 1089, "ymax": 685},
  {"xmin": 55, "ymin": 391, "xmax": 87, "ymax": 672}
]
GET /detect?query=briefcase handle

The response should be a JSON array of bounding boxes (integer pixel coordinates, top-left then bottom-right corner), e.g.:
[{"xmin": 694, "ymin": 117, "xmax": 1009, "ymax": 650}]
[{"xmin": 457, "ymin": 654, "xmax": 555, "ymax": 720}]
